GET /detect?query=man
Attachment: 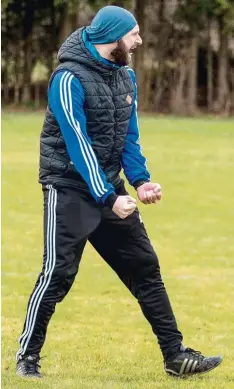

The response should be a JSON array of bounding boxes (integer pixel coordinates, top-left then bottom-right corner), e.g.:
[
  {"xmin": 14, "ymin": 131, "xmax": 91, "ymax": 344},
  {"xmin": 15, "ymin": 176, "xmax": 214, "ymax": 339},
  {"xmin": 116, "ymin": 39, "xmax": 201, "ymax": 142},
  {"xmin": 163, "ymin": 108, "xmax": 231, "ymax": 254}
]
[{"xmin": 16, "ymin": 5, "xmax": 222, "ymax": 379}]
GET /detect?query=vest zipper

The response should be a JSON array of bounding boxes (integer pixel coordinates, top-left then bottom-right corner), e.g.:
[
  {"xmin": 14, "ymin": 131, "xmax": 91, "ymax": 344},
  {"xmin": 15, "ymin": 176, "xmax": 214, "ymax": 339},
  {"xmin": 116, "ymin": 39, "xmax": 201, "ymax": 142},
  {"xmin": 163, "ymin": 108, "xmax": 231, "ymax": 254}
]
[{"xmin": 108, "ymin": 71, "xmax": 113, "ymax": 86}]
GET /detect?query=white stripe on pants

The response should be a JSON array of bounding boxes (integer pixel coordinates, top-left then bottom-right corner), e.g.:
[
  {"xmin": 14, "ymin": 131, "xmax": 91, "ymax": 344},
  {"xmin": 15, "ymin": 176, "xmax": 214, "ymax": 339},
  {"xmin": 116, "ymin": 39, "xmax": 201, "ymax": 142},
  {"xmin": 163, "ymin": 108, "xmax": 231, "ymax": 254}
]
[{"xmin": 16, "ymin": 185, "xmax": 57, "ymax": 360}]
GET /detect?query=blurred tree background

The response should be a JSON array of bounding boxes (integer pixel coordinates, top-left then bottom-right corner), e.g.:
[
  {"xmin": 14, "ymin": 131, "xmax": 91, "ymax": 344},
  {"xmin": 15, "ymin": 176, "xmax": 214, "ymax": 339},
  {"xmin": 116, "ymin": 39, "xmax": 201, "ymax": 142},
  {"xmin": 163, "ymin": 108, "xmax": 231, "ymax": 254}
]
[{"xmin": 1, "ymin": 0, "xmax": 234, "ymax": 115}]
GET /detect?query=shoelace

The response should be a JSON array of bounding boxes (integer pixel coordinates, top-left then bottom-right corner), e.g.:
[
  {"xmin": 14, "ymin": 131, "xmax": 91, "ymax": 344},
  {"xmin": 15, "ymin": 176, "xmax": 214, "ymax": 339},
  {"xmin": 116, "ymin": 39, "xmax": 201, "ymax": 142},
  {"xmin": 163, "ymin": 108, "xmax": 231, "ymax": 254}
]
[
  {"xmin": 184, "ymin": 348, "xmax": 204, "ymax": 361},
  {"xmin": 25, "ymin": 355, "xmax": 46, "ymax": 374},
  {"xmin": 25, "ymin": 359, "xmax": 41, "ymax": 374}
]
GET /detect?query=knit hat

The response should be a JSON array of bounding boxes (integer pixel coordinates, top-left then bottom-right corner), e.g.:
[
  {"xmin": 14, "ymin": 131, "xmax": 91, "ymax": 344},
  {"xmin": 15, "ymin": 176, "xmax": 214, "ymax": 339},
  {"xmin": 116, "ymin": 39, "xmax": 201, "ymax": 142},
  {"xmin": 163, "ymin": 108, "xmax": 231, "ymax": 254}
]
[{"xmin": 86, "ymin": 6, "xmax": 137, "ymax": 44}]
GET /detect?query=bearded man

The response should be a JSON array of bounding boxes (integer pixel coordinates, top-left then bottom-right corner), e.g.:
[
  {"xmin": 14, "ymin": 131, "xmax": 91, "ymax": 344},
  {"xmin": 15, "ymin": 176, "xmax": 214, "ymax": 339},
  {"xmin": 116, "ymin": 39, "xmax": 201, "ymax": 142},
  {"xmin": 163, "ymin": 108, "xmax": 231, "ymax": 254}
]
[{"xmin": 16, "ymin": 5, "xmax": 222, "ymax": 378}]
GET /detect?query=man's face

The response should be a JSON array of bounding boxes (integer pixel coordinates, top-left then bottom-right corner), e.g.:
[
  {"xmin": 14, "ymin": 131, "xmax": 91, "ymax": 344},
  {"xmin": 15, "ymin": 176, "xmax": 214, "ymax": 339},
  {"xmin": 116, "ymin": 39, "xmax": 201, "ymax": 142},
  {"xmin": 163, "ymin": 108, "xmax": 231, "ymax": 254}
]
[
  {"xmin": 122, "ymin": 24, "xmax": 142, "ymax": 53},
  {"xmin": 110, "ymin": 24, "xmax": 142, "ymax": 66}
]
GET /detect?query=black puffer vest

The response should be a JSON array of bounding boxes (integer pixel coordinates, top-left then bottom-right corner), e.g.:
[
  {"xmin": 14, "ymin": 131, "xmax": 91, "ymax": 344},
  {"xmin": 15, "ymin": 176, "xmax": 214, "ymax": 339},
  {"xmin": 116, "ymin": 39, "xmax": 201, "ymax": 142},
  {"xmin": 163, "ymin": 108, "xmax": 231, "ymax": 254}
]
[{"xmin": 39, "ymin": 27, "xmax": 134, "ymax": 190}]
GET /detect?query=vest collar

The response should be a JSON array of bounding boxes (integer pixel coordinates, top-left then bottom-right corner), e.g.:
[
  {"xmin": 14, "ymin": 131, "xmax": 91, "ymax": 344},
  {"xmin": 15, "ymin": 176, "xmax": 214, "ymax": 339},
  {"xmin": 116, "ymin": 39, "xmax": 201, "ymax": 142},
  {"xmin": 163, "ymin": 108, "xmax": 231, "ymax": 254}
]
[
  {"xmin": 58, "ymin": 27, "xmax": 119, "ymax": 75},
  {"xmin": 82, "ymin": 29, "xmax": 120, "ymax": 70}
]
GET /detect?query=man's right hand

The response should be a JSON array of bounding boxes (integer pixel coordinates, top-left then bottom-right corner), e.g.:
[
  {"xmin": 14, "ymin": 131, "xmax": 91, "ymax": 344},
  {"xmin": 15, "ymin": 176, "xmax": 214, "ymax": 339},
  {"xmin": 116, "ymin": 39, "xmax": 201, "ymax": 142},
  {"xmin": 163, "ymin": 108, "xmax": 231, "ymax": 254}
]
[{"xmin": 112, "ymin": 195, "xmax": 137, "ymax": 219}]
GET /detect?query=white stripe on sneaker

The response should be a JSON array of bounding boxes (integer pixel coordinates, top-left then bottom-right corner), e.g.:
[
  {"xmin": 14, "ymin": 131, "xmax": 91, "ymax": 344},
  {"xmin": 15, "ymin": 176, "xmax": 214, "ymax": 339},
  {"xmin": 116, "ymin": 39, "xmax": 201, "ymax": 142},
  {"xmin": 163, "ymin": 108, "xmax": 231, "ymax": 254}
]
[
  {"xmin": 185, "ymin": 358, "xmax": 194, "ymax": 374},
  {"xmin": 191, "ymin": 359, "xmax": 198, "ymax": 372},
  {"xmin": 179, "ymin": 358, "xmax": 188, "ymax": 375}
]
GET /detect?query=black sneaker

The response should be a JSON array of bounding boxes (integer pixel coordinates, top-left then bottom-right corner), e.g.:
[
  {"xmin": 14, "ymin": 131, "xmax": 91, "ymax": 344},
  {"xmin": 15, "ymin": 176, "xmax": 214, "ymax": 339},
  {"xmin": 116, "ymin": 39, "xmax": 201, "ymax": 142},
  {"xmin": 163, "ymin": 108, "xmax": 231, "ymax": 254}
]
[
  {"xmin": 165, "ymin": 346, "xmax": 223, "ymax": 377},
  {"xmin": 16, "ymin": 354, "xmax": 42, "ymax": 378}
]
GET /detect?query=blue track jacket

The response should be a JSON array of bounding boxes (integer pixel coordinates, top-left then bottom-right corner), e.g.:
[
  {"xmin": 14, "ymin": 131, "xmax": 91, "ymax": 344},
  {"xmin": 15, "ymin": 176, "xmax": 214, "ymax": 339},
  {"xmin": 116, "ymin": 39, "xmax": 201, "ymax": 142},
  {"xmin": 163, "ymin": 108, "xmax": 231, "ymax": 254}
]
[{"xmin": 48, "ymin": 31, "xmax": 150, "ymax": 204}]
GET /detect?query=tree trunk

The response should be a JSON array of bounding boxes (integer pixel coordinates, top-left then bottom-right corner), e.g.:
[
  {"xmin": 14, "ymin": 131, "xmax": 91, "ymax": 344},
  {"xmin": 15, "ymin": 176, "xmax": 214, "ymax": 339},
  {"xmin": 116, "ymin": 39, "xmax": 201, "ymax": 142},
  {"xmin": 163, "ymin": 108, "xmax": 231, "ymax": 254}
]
[
  {"xmin": 2, "ymin": 70, "xmax": 10, "ymax": 104},
  {"xmin": 152, "ymin": 0, "xmax": 173, "ymax": 112},
  {"xmin": 47, "ymin": 0, "xmax": 56, "ymax": 75},
  {"xmin": 14, "ymin": 86, "xmax": 20, "ymax": 105},
  {"xmin": 58, "ymin": 4, "xmax": 72, "ymax": 46},
  {"xmin": 133, "ymin": 0, "xmax": 146, "ymax": 110},
  {"xmin": 213, "ymin": 21, "xmax": 229, "ymax": 114},
  {"xmin": 143, "ymin": 64, "xmax": 154, "ymax": 111},
  {"xmin": 2, "ymin": 7, "xmax": 10, "ymax": 104},
  {"xmin": 229, "ymin": 65, "xmax": 234, "ymax": 115},
  {"xmin": 34, "ymin": 83, "xmax": 40, "ymax": 109},
  {"xmin": 14, "ymin": 43, "xmax": 21, "ymax": 105},
  {"xmin": 1, "ymin": 57, "xmax": 9, "ymax": 104},
  {"xmin": 21, "ymin": 0, "xmax": 34, "ymax": 104},
  {"xmin": 153, "ymin": 70, "xmax": 164, "ymax": 112},
  {"xmin": 187, "ymin": 35, "xmax": 198, "ymax": 115},
  {"xmin": 3, "ymin": 84, "xmax": 10, "ymax": 105},
  {"xmin": 70, "ymin": 9, "xmax": 78, "ymax": 31},
  {"xmin": 22, "ymin": 35, "xmax": 33, "ymax": 104},
  {"xmin": 207, "ymin": 20, "xmax": 213, "ymax": 112},
  {"xmin": 170, "ymin": 58, "xmax": 188, "ymax": 114}
]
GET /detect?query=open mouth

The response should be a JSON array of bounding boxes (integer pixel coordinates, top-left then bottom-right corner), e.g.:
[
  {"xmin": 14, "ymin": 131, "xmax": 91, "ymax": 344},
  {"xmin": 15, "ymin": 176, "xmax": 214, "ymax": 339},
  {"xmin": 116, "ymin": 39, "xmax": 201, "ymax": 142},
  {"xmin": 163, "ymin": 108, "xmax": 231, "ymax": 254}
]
[
  {"xmin": 129, "ymin": 46, "xmax": 137, "ymax": 54},
  {"xmin": 130, "ymin": 45, "xmax": 138, "ymax": 54}
]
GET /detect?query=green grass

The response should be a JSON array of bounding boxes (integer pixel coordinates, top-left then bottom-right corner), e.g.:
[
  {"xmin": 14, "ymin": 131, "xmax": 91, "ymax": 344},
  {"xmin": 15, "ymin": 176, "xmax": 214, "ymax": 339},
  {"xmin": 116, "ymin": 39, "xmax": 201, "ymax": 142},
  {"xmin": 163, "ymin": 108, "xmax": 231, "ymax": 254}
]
[{"xmin": 2, "ymin": 112, "xmax": 234, "ymax": 389}]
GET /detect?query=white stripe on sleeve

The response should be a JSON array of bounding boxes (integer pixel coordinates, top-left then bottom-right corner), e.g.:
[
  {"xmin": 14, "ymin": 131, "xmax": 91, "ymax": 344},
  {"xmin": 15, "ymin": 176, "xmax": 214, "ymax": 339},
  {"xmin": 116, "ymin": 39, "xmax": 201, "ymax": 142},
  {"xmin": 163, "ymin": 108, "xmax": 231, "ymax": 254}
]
[{"xmin": 59, "ymin": 71, "xmax": 107, "ymax": 198}]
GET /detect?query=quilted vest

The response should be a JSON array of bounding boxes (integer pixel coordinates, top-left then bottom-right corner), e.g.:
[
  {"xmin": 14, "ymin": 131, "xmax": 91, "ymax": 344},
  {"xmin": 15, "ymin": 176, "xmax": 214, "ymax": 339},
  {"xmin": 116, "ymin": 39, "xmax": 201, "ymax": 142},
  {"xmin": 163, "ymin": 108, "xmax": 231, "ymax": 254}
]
[{"xmin": 39, "ymin": 27, "xmax": 134, "ymax": 190}]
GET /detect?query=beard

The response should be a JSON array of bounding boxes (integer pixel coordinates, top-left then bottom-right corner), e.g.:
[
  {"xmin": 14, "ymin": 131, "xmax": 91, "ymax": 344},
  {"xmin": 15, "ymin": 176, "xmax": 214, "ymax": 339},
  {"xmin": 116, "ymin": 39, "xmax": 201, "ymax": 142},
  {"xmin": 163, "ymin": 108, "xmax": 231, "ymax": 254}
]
[{"xmin": 110, "ymin": 39, "xmax": 136, "ymax": 66}]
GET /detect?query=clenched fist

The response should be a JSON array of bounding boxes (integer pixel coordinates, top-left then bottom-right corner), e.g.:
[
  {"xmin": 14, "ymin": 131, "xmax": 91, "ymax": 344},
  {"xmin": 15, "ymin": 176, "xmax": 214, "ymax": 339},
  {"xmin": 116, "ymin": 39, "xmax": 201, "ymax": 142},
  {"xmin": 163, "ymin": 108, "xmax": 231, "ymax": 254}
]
[
  {"xmin": 137, "ymin": 182, "xmax": 162, "ymax": 205},
  {"xmin": 112, "ymin": 195, "xmax": 137, "ymax": 219}
]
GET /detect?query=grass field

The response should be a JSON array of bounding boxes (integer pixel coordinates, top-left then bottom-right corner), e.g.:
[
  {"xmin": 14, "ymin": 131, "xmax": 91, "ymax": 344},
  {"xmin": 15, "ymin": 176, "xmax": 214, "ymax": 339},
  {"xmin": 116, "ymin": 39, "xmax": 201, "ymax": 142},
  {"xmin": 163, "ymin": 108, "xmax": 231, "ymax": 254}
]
[{"xmin": 1, "ymin": 112, "xmax": 234, "ymax": 389}]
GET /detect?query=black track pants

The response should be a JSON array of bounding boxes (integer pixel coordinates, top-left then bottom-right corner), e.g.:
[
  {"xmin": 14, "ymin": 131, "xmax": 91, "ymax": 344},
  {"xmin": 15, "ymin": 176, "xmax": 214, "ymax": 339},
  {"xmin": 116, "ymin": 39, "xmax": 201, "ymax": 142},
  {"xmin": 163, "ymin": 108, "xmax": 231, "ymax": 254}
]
[{"xmin": 17, "ymin": 184, "xmax": 183, "ymax": 361}]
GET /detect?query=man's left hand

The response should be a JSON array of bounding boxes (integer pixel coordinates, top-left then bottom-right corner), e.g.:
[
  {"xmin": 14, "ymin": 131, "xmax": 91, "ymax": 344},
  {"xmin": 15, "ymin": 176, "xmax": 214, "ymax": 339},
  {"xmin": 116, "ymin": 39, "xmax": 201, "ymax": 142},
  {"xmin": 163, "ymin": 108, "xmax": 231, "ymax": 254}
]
[{"xmin": 137, "ymin": 182, "xmax": 162, "ymax": 205}]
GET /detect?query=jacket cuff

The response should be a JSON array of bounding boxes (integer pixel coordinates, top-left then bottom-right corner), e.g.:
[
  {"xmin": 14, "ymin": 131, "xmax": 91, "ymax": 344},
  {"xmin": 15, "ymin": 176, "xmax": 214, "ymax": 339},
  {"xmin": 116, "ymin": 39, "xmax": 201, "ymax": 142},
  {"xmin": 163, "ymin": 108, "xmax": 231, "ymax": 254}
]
[
  {"xmin": 133, "ymin": 179, "xmax": 149, "ymax": 190},
  {"xmin": 104, "ymin": 192, "xmax": 118, "ymax": 209}
]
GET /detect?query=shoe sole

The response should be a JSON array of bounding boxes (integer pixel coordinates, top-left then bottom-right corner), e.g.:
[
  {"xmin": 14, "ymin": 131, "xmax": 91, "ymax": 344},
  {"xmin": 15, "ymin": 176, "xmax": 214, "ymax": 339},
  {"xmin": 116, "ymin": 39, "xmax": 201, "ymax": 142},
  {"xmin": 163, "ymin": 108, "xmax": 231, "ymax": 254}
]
[
  {"xmin": 166, "ymin": 357, "xmax": 223, "ymax": 378},
  {"xmin": 16, "ymin": 372, "xmax": 42, "ymax": 379}
]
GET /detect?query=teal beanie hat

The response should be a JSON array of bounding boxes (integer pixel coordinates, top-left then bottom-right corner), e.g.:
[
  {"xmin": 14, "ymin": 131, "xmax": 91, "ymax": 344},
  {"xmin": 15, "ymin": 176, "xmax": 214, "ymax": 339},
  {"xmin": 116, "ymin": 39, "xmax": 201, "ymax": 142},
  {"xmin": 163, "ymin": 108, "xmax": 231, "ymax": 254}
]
[{"xmin": 86, "ymin": 6, "xmax": 137, "ymax": 44}]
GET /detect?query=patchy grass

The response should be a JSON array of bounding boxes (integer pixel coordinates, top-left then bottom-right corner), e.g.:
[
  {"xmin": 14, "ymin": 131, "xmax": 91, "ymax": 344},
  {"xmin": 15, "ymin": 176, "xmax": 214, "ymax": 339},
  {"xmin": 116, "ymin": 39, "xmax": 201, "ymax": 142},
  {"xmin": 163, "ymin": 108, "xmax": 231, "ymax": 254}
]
[{"xmin": 2, "ymin": 112, "xmax": 234, "ymax": 388}]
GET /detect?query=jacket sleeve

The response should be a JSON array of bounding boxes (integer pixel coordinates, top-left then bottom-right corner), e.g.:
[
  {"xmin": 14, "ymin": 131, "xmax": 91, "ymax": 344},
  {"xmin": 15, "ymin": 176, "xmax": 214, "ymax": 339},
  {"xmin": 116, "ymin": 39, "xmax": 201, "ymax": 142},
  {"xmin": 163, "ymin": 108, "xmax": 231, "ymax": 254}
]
[
  {"xmin": 121, "ymin": 68, "xmax": 151, "ymax": 187},
  {"xmin": 48, "ymin": 70, "xmax": 117, "ymax": 206}
]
